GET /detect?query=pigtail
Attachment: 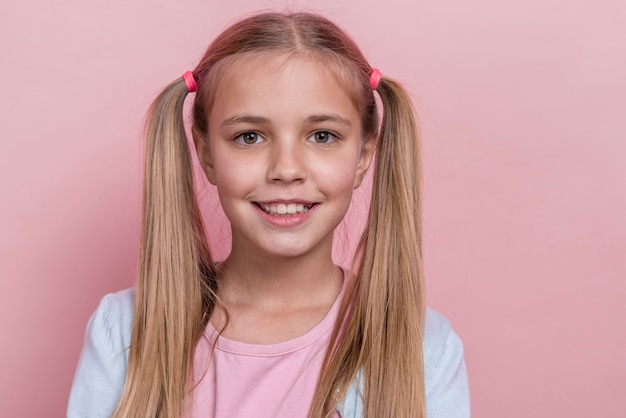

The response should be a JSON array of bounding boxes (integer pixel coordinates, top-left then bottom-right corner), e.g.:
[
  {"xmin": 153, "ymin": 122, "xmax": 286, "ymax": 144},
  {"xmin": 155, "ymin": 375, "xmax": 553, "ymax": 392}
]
[
  {"xmin": 359, "ymin": 76, "xmax": 426, "ymax": 417},
  {"xmin": 311, "ymin": 76, "xmax": 426, "ymax": 418},
  {"xmin": 113, "ymin": 78, "xmax": 217, "ymax": 418}
]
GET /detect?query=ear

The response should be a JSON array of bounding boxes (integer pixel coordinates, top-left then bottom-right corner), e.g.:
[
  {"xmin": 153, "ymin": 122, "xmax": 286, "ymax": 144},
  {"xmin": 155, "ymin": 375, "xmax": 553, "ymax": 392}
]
[
  {"xmin": 192, "ymin": 126, "xmax": 217, "ymax": 185},
  {"xmin": 353, "ymin": 136, "xmax": 376, "ymax": 189}
]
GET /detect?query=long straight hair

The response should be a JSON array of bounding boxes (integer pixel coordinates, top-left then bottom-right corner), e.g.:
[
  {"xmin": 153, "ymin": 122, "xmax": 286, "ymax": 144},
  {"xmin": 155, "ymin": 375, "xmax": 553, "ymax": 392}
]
[{"xmin": 114, "ymin": 12, "xmax": 425, "ymax": 418}]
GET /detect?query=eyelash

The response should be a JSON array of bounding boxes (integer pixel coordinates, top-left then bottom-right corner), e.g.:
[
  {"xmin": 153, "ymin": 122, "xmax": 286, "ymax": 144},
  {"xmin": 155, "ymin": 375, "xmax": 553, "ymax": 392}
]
[{"xmin": 232, "ymin": 130, "xmax": 339, "ymax": 146}]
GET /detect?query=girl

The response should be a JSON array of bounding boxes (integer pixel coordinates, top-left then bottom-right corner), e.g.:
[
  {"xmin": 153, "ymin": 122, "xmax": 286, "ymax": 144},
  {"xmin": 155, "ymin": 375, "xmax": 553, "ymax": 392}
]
[{"xmin": 68, "ymin": 11, "xmax": 469, "ymax": 418}]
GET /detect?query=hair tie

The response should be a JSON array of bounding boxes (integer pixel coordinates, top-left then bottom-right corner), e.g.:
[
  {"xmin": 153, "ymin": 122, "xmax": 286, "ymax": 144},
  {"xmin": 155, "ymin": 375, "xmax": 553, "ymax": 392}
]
[
  {"xmin": 369, "ymin": 68, "xmax": 382, "ymax": 90},
  {"xmin": 182, "ymin": 71, "xmax": 197, "ymax": 93}
]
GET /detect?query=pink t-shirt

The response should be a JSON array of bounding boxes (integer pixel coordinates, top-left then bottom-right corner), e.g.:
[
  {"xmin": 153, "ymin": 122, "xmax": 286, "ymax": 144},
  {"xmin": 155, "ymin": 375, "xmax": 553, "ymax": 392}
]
[{"xmin": 190, "ymin": 288, "xmax": 344, "ymax": 418}]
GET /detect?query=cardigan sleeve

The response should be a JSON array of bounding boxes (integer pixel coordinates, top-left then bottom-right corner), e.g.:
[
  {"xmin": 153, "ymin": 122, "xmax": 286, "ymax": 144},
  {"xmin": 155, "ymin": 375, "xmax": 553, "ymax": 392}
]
[
  {"xmin": 67, "ymin": 289, "xmax": 134, "ymax": 418},
  {"xmin": 423, "ymin": 308, "xmax": 471, "ymax": 417}
]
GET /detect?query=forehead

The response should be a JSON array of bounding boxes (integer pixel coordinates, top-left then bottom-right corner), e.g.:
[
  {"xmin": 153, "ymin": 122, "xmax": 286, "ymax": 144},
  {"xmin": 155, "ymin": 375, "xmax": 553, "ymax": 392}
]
[{"xmin": 209, "ymin": 52, "xmax": 360, "ymax": 122}]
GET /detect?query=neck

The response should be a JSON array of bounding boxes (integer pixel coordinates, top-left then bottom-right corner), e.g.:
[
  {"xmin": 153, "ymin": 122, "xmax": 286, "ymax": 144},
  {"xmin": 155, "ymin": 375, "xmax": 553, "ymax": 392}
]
[{"xmin": 218, "ymin": 247, "xmax": 342, "ymax": 311}]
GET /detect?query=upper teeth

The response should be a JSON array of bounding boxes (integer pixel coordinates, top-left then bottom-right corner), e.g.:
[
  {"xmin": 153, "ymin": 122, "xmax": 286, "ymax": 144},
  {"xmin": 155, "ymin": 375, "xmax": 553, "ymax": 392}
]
[{"xmin": 261, "ymin": 203, "xmax": 310, "ymax": 215}]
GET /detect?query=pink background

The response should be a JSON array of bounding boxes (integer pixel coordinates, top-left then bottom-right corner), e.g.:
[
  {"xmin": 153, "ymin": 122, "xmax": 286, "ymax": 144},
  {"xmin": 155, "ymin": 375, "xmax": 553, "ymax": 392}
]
[{"xmin": 1, "ymin": 1, "xmax": 625, "ymax": 416}]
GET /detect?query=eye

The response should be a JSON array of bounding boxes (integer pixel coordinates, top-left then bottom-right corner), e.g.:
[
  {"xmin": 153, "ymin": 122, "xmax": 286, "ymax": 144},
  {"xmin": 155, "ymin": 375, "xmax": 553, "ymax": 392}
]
[
  {"xmin": 308, "ymin": 131, "xmax": 337, "ymax": 144},
  {"xmin": 234, "ymin": 132, "xmax": 264, "ymax": 145}
]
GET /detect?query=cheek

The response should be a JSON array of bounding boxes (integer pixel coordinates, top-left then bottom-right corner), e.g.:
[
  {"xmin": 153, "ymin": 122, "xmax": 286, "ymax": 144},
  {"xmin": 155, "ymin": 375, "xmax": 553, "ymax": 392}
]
[
  {"xmin": 213, "ymin": 161, "xmax": 252, "ymax": 195},
  {"xmin": 209, "ymin": 141, "xmax": 254, "ymax": 184},
  {"xmin": 315, "ymin": 152, "xmax": 361, "ymax": 197}
]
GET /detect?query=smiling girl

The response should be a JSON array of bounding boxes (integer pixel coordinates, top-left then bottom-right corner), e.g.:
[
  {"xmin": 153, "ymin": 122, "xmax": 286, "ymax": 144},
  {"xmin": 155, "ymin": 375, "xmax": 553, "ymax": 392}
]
[{"xmin": 68, "ymin": 12, "xmax": 469, "ymax": 418}]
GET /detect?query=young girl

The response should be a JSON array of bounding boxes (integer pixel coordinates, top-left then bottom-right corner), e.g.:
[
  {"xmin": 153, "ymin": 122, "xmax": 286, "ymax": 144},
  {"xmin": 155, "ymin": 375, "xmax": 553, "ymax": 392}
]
[{"xmin": 68, "ymin": 11, "xmax": 469, "ymax": 418}]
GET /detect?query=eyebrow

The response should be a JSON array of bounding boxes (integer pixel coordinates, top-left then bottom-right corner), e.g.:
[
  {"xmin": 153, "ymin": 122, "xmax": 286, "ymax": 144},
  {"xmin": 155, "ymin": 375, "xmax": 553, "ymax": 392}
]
[
  {"xmin": 221, "ymin": 115, "xmax": 271, "ymax": 127},
  {"xmin": 305, "ymin": 113, "xmax": 352, "ymax": 127},
  {"xmin": 220, "ymin": 113, "xmax": 352, "ymax": 128}
]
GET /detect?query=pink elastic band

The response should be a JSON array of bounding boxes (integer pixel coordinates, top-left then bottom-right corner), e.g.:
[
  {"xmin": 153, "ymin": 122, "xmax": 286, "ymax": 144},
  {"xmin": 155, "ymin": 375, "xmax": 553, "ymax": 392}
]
[
  {"xmin": 183, "ymin": 71, "xmax": 197, "ymax": 93},
  {"xmin": 369, "ymin": 68, "xmax": 382, "ymax": 90}
]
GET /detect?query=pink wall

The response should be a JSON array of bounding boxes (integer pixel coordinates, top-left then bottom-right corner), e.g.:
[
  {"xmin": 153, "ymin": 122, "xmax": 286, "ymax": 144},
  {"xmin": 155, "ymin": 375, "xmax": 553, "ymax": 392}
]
[{"xmin": 2, "ymin": 1, "xmax": 624, "ymax": 416}]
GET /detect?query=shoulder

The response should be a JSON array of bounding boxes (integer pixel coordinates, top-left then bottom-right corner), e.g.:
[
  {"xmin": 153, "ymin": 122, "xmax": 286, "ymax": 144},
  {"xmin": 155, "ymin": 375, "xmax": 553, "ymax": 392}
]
[
  {"xmin": 67, "ymin": 288, "xmax": 135, "ymax": 418},
  {"xmin": 96, "ymin": 287, "xmax": 135, "ymax": 338},
  {"xmin": 423, "ymin": 307, "xmax": 471, "ymax": 417},
  {"xmin": 79, "ymin": 287, "xmax": 135, "ymax": 358},
  {"xmin": 85, "ymin": 288, "xmax": 135, "ymax": 353},
  {"xmin": 423, "ymin": 307, "xmax": 461, "ymax": 372}
]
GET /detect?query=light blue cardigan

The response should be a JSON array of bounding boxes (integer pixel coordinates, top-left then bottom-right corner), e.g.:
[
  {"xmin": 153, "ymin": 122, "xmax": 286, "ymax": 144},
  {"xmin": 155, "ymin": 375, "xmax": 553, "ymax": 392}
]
[{"xmin": 68, "ymin": 289, "xmax": 470, "ymax": 417}]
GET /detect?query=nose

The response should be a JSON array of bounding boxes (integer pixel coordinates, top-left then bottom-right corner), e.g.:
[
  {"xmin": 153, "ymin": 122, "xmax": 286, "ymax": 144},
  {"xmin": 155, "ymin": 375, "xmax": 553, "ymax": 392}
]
[{"xmin": 266, "ymin": 139, "xmax": 306, "ymax": 184}]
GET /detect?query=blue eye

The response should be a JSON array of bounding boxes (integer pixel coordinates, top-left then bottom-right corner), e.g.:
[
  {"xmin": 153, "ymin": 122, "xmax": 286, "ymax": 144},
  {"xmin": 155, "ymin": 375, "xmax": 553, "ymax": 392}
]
[
  {"xmin": 308, "ymin": 131, "xmax": 337, "ymax": 144},
  {"xmin": 234, "ymin": 132, "xmax": 263, "ymax": 145}
]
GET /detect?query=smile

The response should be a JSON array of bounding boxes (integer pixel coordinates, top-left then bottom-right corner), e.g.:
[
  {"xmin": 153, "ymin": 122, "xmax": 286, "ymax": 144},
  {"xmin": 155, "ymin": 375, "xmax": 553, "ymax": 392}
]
[{"xmin": 257, "ymin": 202, "xmax": 314, "ymax": 216}]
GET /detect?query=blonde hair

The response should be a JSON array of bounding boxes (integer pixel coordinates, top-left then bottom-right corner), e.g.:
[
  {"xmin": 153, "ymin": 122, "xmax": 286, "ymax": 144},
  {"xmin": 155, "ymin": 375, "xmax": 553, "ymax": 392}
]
[{"xmin": 114, "ymin": 12, "xmax": 425, "ymax": 418}]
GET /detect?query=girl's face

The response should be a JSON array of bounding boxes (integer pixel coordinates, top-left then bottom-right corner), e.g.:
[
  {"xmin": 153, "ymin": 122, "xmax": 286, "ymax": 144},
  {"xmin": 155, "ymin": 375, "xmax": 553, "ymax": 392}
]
[{"xmin": 198, "ymin": 53, "xmax": 374, "ymax": 261}]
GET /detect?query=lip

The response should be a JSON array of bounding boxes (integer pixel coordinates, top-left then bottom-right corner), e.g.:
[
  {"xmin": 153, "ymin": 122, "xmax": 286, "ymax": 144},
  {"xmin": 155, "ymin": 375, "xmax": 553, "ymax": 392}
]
[
  {"xmin": 252, "ymin": 201, "xmax": 318, "ymax": 227},
  {"xmin": 255, "ymin": 199, "xmax": 316, "ymax": 206}
]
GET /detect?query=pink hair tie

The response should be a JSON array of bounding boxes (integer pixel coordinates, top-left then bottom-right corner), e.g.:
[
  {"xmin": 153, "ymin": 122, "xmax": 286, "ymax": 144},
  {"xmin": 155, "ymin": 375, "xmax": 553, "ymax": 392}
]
[
  {"xmin": 182, "ymin": 71, "xmax": 197, "ymax": 93},
  {"xmin": 369, "ymin": 68, "xmax": 382, "ymax": 90}
]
